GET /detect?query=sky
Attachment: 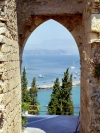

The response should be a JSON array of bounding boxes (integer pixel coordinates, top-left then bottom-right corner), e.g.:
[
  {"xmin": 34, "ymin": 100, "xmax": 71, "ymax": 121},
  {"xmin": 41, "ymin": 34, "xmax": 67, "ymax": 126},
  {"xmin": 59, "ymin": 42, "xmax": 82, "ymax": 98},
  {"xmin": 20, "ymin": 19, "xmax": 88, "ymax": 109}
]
[{"xmin": 24, "ymin": 19, "xmax": 79, "ymax": 55}]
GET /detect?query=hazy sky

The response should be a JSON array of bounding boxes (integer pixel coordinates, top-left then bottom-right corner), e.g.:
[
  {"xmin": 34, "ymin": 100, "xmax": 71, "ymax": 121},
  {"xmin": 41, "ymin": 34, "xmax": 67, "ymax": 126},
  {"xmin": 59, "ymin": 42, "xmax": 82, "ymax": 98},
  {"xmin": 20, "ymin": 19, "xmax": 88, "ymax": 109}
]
[{"xmin": 24, "ymin": 19, "xmax": 79, "ymax": 54}]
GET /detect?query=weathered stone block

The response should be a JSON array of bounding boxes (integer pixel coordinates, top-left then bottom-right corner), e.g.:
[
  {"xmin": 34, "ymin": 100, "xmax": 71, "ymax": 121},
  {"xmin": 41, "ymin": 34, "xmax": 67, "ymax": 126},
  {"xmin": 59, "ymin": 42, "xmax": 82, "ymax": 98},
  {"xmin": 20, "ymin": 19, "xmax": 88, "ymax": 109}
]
[
  {"xmin": 91, "ymin": 14, "xmax": 100, "ymax": 33},
  {"xmin": 0, "ymin": 22, "xmax": 5, "ymax": 27}
]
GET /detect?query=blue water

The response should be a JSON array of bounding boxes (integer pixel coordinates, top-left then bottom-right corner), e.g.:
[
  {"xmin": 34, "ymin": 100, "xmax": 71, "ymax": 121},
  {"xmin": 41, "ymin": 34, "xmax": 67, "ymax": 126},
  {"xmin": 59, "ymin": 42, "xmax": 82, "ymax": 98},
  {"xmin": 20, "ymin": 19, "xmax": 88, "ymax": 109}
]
[
  {"xmin": 38, "ymin": 86, "xmax": 80, "ymax": 115},
  {"xmin": 22, "ymin": 54, "xmax": 80, "ymax": 115},
  {"xmin": 22, "ymin": 54, "xmax": 80, "ymax": 86}
]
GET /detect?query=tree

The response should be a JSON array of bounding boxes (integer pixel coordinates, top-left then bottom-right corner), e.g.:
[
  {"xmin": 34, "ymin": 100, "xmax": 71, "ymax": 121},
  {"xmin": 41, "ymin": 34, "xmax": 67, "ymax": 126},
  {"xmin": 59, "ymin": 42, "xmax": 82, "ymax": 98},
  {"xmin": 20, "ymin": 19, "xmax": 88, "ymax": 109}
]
[
  {"xmin": 60, "ymin": 68, "xmax": 74, "ymax": 115},
  {"xmin": 48, "ymin": 78, "xmax": 61, "ymax": 114},
  {"xmin": 48, "ymin": 69, "xmax": 74, "ymax": 115},
  {"xmin": 21, "ymin": 67, "xmax": 30, "ymax": 102},
  {"xmin": 21, "ymin": 67, "xmax": 29, "ymax": 129},
  {"xmin": 29, "ymin": 77, "xmax": 40, "ymax": 114}
]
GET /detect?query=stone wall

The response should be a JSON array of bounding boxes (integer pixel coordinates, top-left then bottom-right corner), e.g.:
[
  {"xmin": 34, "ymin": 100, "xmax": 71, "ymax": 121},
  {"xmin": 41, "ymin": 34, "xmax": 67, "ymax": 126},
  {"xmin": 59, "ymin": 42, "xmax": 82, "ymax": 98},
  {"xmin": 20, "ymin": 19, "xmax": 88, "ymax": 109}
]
[
  {"xmin": 18, "ymin": 1, "xmax": 100, "ymax": 133},
  {"xmin": 17, "ymin": 0, "xmax": 84, "ymax": 54},
  {"xmin": 0, "ymin": 0, "xmax": 21, "ymax": 133},
  {"xmin": 18, "ymin": 15, "xmax": 83, "ymax": 53},
  {"xmin": 89, "ymin": 1, "xmax": 100, "ymax": 132},
  {"xmin": 80, "ymin": 1, "xmax": 100, "ymax": 133},
  {"xmin": 0, "ymin": 0, "xmax": 100, "ymax": 133},
  {"xmin": 19, "ymin": 0, "xmax": 83, "ymax": 16}
]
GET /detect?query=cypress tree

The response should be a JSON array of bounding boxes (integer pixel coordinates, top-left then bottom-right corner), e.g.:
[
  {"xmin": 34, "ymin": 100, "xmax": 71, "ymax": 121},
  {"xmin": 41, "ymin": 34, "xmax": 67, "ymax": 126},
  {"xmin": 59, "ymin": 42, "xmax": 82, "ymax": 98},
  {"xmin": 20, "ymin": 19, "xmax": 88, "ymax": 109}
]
[
  {"xmin": 48, "ymin": 69, "xmax": 74, "ymax": 115},
  {"xmin": 21, "ymin": 67, "xmax": 29, "ymax": 128},
  {"xmin": 60, "ymin": 68, "xmax": 74, "ymax": 115},
  {"xmin": 29, "ymin": 77, "xmax": 40, "ymax": 114},
  {"xmin": 21, "ymin": 67, "xmax": 30, "ymax": 102},
  {"xmin": 48, "ymin": 78, "xmax": 61, "ymax": 114}
]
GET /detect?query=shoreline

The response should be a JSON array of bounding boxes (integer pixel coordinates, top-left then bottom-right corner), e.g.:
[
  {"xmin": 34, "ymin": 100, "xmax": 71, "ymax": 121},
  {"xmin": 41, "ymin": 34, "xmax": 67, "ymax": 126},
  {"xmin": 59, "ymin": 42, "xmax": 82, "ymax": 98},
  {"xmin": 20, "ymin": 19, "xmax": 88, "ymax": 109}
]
[{"xmin": 28, "ymin": 81, "xmax": 80, "ymax": 90}]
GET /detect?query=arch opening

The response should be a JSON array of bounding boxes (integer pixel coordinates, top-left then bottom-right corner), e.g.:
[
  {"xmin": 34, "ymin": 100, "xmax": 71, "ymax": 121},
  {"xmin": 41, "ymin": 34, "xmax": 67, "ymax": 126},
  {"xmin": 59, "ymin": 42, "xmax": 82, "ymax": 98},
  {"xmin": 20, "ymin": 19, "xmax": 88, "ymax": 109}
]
[{"xmin": 21, "ymin": 19, "xmax": 81, "ymax": 132}]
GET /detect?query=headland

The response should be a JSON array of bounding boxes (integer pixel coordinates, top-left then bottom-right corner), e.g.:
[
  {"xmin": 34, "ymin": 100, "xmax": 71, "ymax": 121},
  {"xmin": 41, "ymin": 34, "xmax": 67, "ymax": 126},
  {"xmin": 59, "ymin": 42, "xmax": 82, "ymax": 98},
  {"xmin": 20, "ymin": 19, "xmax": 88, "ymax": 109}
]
[{"xmin": 28, "ymin": 81, "xmax": 80, "ymax": 90}]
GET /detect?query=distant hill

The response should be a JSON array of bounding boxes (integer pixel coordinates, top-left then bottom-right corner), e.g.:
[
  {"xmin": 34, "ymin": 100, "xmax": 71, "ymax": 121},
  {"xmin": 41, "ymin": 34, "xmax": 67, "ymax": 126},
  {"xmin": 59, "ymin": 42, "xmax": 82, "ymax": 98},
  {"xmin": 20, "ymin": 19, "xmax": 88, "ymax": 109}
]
[
  {"xmin": 25, "ymin": 39, "xmax": 79, "ymax": 55},
  {"xmin": 23, "ymin": 49, "xmax": 71, "ymax": 55}
]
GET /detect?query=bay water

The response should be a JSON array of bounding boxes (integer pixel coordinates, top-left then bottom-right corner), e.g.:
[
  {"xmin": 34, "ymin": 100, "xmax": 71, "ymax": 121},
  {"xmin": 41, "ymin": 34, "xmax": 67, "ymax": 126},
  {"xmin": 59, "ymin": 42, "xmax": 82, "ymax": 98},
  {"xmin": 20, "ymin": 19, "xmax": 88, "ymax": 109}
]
[{"xmin": 22, "ymin": 53, "xmax": 80, "ymax": 115}]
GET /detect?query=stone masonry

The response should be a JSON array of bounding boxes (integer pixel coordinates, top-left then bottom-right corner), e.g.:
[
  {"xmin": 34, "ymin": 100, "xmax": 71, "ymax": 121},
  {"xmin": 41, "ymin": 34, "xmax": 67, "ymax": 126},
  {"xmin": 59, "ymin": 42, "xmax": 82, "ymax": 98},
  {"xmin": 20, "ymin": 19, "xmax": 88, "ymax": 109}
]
[
  {"xmin": 0, "ymin": 0, "xmax": 100, "ymax": 133},
  {"xmin": 0, "ymin": 0, "xmax": 21, "ymax": 133}
]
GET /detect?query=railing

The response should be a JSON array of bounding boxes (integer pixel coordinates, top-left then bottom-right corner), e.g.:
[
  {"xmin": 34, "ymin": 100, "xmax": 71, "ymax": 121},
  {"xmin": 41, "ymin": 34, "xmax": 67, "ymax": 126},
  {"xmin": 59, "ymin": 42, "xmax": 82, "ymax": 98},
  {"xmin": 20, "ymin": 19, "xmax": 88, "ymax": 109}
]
[{"xmin": 28, "ymin": 105, "xmax": 80, "ymax": 115}]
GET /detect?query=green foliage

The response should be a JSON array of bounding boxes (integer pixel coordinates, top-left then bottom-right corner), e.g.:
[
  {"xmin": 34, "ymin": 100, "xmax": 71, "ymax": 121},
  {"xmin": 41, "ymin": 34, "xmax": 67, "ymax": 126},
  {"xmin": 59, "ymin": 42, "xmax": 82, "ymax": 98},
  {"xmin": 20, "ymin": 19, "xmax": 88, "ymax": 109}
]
[
  {"xmin": 21, "ymin": 67, "xmax": 29, "ymax": 129},
  {"xmin": 21, "ymin": 67, "xmax": 28, "ymax": 91},
  {"xmin": 21, "ymin": 69, "xmax": 40, "ymax": 128},
  {"xmin": 21, "ymin": 68, "xmax": 40, "ymax": 115},
  {"xmin": 22, "ymin": 116, "xmax": 28, "ymax": 127},
  {"xmin": 48, "ymin": 69, "xmax": 74, "ymax": 115},
  {"xmin": 22, "ymin": 102, "xmax": 30, "ymax": 111},
  {"xmin": 48, "ymin": 78, "xmax": 61, "ymax": 114},
  {"xmin": 61, "ymin": 69, "xmax": 74, "ymax": 115},
  {"xmin": 21, "ymin": 67, "xmax": 30, "ymax": 102},
  {"xmin": 94, "ymin": 63, "xmax": 100, "ymax": 81},
  {"xmin": 29, "ymin": 77, "xmax": 40, "ymax": 114}
]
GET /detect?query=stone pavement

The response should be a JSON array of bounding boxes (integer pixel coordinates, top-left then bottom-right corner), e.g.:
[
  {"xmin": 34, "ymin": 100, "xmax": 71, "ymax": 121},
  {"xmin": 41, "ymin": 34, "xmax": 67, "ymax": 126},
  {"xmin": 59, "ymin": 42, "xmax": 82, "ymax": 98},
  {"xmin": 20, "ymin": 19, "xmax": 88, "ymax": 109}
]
[{"xmin": 26, "ymin": 115, "xmax": 79, "ymax": 133}]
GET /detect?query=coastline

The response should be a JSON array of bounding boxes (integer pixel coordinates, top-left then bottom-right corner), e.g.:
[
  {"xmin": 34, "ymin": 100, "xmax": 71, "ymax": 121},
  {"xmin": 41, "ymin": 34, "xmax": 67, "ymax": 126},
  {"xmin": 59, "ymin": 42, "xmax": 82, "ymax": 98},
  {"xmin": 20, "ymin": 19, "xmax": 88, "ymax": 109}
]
[{"xmin": 28, "ymin": 81, "xmax": 80, "ymax": 90}]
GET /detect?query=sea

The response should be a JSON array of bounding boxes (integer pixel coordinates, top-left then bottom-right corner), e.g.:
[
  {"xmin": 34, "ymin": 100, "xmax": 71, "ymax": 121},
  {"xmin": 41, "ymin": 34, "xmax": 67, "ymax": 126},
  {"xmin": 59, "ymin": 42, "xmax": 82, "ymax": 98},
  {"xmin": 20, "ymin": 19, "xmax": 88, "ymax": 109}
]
[{"xmin": 22, "ymin": 53, "xmax": 80, "ymax": 115}]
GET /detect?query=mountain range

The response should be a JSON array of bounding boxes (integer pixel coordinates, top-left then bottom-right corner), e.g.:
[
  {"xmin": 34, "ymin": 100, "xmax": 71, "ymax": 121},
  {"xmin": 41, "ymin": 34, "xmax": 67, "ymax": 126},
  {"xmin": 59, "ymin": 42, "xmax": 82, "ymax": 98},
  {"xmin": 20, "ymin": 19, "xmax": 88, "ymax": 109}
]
[
  {"xmin": 24, "ymin": 49, "xmax": 71, "ymax": 55},
  {"xmin": 25, "ymin": 39, "xmax": 79, "ymax": 55}
]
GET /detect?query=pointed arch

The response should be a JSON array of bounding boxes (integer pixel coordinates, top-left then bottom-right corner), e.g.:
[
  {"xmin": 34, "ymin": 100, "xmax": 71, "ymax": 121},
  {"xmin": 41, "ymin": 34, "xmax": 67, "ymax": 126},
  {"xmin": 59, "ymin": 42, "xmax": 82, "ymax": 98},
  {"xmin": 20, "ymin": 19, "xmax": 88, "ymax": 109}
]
[{"xmin": 19, "ymin": 15, "xmax": 83, "ymax": 57}]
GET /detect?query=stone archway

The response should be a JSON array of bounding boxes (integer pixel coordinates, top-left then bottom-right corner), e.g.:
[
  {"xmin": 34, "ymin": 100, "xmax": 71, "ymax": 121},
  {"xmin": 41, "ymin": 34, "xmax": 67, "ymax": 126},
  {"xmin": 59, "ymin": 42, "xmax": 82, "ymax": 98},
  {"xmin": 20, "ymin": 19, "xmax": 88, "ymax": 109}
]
[
  {"xmin": 0, "ymin": 0, "xmax": 100, "ymax": 133},
  {"xmin": 18, "ymin": 12, "xmax": 100, "ymax": 133},
  {"xmin": 19, "ymin": 15, "xmax": 83, "ymax": 64},
  {"xmin": 19, "ymin": 15, "xmax": 83, "ymax": 53},
  {"xmin": 19, "ymin": 14, "xmax": 84, "ymax": 131}
]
